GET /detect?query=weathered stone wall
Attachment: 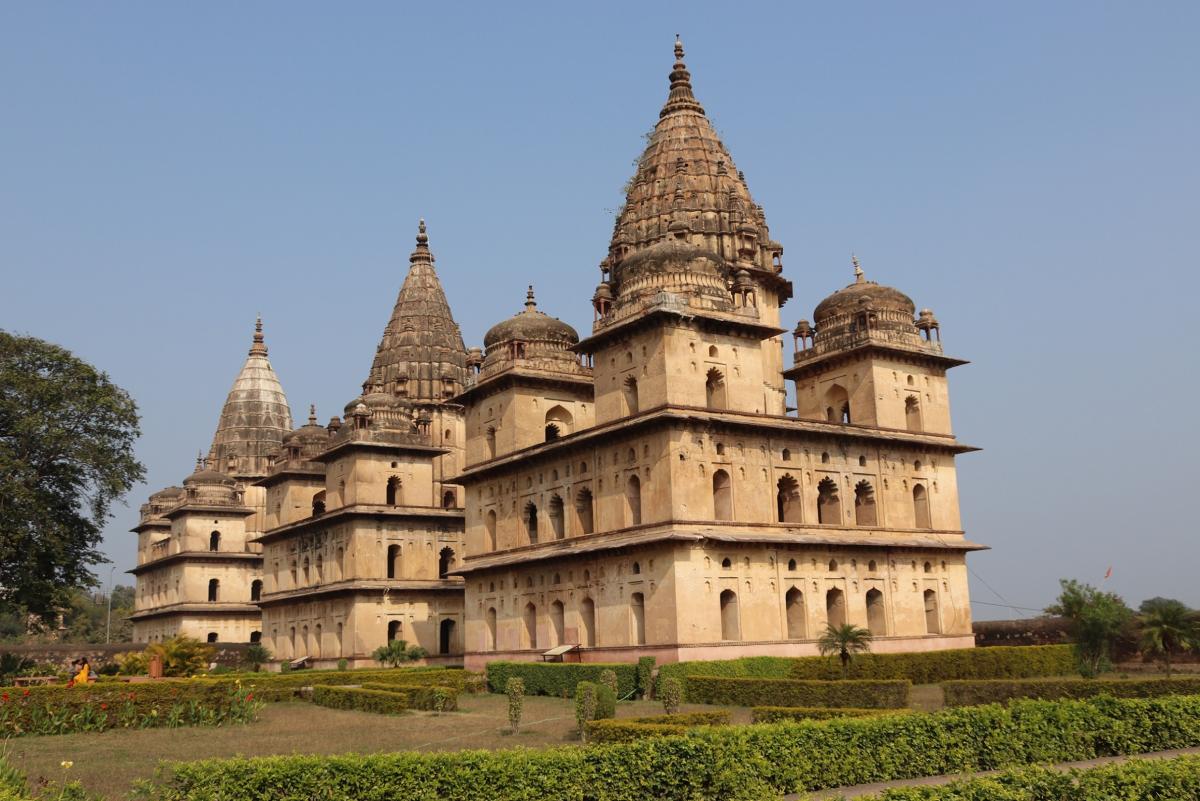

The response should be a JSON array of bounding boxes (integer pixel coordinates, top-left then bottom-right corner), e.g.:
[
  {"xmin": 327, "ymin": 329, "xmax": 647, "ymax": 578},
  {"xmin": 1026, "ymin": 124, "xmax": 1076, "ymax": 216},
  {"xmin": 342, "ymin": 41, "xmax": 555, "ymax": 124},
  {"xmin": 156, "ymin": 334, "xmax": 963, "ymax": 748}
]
[{"xmin": 0, "ymin": 641, "xmax": 251, "ymax": 670}]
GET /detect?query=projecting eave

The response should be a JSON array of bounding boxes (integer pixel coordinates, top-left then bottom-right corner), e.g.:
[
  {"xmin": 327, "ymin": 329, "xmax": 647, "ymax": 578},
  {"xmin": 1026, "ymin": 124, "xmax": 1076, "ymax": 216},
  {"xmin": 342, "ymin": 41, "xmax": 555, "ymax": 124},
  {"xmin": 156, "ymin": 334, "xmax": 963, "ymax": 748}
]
[
  {"xmin": 450, "ymin": 367, "xmax": 594, "ymax": 406},
  {"xmin": 126, "ymin": 602, "xmax": 261, "ymax": 621},
  {"xmin": 257, "ymin": 578, "xmax": 464, "ymax": 607},
  {"xmin": 254, "ymin": 504, "xmax": 464, "ymax": 545},
  {"xmin": 163, "ymin": 503, "xmax": 254, "ymax": 520},
  {"xmin": 254, "ymin": 464, "xmax": 326, "ymax": 489},
  {"xmin": 783, "ymin": 342, "xmax": 969, "ymax": 381},
  {"xmin": 574, "ymin": 306, "xmax": 785, "ymax": 355},
  {"xmin": 451, "ymin": 522, "xmax": 987, "ymax": 575},
  {"xmin": 127, "ymin": 550, "xmax": 261, "ymax": 576},
  {"xmin": 130, "ymin": 518, "xmax": 171, "ymax": 534},
  {"xmin": 314, "ymin": 438, "xmax": 448, "ymax": 463},
  {"xmin": 453, "ymin": 404, "xmax": 978, "ymax": 483}
]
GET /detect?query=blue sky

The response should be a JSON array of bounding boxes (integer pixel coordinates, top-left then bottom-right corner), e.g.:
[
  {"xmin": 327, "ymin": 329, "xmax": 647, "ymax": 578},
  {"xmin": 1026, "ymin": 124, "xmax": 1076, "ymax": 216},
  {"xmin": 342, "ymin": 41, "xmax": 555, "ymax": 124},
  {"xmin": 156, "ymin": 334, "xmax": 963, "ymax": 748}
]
[{"xmin": 2, "ymin": 3, "xmax": 1196, "ymax": 618}]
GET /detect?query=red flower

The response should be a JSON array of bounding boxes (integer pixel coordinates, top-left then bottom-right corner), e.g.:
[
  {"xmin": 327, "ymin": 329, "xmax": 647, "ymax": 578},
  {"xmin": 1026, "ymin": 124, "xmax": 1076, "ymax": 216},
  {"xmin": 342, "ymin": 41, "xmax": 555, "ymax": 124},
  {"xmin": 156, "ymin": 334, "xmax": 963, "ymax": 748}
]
[
  {"xmin": 100, "ymin": 703, "xmax": 108, "ymax": 710},
  {"xmin": 1, "ymin": 693, "xmax": 8, "ymax": 702},
  {"xmin": 22, "ymin": 689, "xmax": 30, "ymax": 697},
  {"xmin": 245, "ymin": 693, "xmax": 253, "ymax": 701}
]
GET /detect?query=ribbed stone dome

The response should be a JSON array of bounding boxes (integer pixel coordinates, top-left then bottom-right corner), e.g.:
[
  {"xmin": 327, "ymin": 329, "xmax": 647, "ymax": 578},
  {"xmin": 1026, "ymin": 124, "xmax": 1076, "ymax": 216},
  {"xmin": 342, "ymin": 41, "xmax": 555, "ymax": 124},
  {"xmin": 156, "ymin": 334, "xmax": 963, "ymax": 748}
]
[
  {"xmin": 813, "ymin": 263, "xmax": 915, "ymax": 327},
  {"xmin": 484, "ymin": 287, "xmax": 579, "ymax": 350}
]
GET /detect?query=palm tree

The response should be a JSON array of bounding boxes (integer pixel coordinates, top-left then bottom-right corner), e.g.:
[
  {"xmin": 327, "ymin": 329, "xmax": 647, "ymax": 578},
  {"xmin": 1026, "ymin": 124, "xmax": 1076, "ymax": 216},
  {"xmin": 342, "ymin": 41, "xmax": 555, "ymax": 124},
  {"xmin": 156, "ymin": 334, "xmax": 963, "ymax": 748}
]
[
  {"xmin": 1139, "ymin": 599, "xmax": 1198, "ymax": 677},
  {"xmin": 817, "ymin": 622, "xmax": 873, "ymax": 678}
]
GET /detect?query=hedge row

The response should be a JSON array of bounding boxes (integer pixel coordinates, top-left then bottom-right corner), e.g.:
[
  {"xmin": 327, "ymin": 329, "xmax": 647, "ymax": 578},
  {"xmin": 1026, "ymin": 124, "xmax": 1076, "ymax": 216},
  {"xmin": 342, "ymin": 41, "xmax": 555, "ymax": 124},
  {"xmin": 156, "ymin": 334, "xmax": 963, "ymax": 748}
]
[
  {"xmin": 867, "ymin": 755, "xmax": 1200, "ymax": 800},
  {"xmin": 585, "ymin": 712, "xmax": 731, "ymax": 744},
  {"xmin": 943, "ymin": 676, "xmax": 1200, "ymax": 707},
  {"xmin": 310, "ymin": 686, "xmax": 409, "ymax": 715},
  {"xmin": 485, "ymin": 662, "xmax": 639, "ymax": 697},
  {"xmin": 155, "ymin": 695, "xmax": 1200, "ymax": 801},
  {"xmin": 685, "ymin": 676, "xmax": 911, "ymax": 708},
  {"xmin": 216, "ymin": 666, "xmax": 472, "ymax": 691},
  {"xmin": 360, "ymin": 683, "xmax": 458, "ymax": 711},
  {"xmin": 655, "ymin": 645, "xmax": 1075, "ymax": 694},
  {"xmin": 751, "ymin": 706, "xmax": 912, "ymax": 723}
]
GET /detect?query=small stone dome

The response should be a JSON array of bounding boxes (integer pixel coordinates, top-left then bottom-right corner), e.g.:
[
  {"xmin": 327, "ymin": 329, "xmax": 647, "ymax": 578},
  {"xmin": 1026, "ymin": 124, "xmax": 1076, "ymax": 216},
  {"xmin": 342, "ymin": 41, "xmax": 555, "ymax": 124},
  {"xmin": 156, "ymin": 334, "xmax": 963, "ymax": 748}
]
[
  {"xmin": 149, "ymin": 485, "xmax": 184, "ymax": 502},
  {"xmin": 282, "ymin": 405, "xmax": 331, "ymax": 451},
  {"xmin": 183, "ymin": 467, "xmax": 236, "ymax": 488},
  {"xmin": 813, "ymin": 261, "xmax": 915, "ymax": 326},
  {"xmin": 484, "ymin": 287, "xmax": 579, "ymax": 350}
]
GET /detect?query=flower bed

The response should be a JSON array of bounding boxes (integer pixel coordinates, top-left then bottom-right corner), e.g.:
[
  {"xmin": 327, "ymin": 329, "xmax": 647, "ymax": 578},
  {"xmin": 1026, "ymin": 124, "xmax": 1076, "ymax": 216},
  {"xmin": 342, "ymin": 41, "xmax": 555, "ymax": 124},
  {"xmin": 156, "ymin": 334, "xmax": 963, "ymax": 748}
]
[
  {"xmin": 942, "ymin": 675, "xmax": 1200, "ymax": 706},
  {"xmin": 153, "ymin": 695, "xmax": 1200, "ymax": 801},
  {"xmin": 0, "ymin": 680, "xmax": 261, "ymax": 737},
  {"xmin": 684, "ymin": 676, "xmax": 911, "ymax": 708}
]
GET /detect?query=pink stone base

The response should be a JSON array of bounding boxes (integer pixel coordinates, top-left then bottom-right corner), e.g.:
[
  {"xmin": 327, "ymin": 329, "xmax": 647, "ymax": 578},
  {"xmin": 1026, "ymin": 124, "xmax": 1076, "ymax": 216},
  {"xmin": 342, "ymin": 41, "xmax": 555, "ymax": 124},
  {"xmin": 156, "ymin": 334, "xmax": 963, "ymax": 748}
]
[{"xmin": 463, "ymin": 634, "xmax": 975, "ymax": 672}]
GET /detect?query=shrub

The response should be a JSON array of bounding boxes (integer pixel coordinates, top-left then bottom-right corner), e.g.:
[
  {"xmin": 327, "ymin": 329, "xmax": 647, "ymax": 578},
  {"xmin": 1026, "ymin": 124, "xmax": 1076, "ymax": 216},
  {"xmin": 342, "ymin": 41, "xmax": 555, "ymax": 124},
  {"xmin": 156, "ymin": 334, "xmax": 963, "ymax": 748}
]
[
  {"xmin": 942, "ymin": 675, "xmax": 1200, "ymax": 707},
  {"xmin": 865, "ymin": 755, "xmax": 1200, "ymax": 799},
  {"xmin": 156, "ymin": 695, "xmax": 1200, "ymax": 801},
  {"xmin": 310, "ymin": 686, "xmax": 408, "ymax": 715},
  {"xmin": 241, "ymin": 644, "xmax": 271, "ymax": 672},
  {"xmin": 636, "ymin": 656, "xmax": 656, "ymax": 699},
  {"xmin": 660, "ymin": 676, "xmax": 682, "ymax": 715},
  {"xmin": 585, "ymin": 712, "xmax": 731, "ymax": 744},
  {"xmin": 337, "ymin": 659, "xmax": 349, "ymax": 671},
  {"xmin": 751, "ymin": 706, "xmax": 912, "ymax": 723},
  {"xmin": 359, "ymin": 683, "xmax": 459, "ymax": 711},
  {"xmin": 505, "ymin": 677, "xmax": 524, "ymax": 733},
  {"xmin": 595, "ymin": 683, "xmax": 616, "ymax": 720},
  {"xmin": 485, "ymin": 662, "xmax": 637, "ymax": 697},
  {"xmin": 145, "ymin": 636, "xmax": 215, "ymax": 677},
  {"xmin": 371, "ymin": 639, "xmax": 428, "ymax": 668},
  {"xmin": 599, "ymin": 669, "xmax": 618, "ymax": 697},
  {"xmin": 575, "ymin": 682, "xmax": 598, "ymax": 740},
  {"xmin": 685, "ymin": 676, "xmax": 911, "ymax": 708},
  {"xmin": 0, "ymin": 680, "xmax": 261, "ymax": 737}
]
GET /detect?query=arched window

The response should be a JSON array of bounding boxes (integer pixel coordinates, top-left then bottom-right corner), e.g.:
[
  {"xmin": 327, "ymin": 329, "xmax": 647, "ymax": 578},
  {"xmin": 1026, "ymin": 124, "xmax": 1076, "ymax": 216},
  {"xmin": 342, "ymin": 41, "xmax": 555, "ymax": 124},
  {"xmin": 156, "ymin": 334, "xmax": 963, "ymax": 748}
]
[
  {"xmin": 438, "ymin": 547, "xmax": 455, "ymax": 579},
  {"xmin": 580, "ymin": 597, "xmax": 596, "ymax": 647},
  {"xmin": 712, "ymin": 469, "xmax": 732, "ymax": 520},
  {"xmin": 817, "ymin": 477, "xmax": 841, "ymax": 524},
  {"xmin": 575, "ymin": 488, "xmax": 595, "ymax": 535},
  {"xmin": 312, "ymin": 491, "xmax": 326, "ymax": 516},
  {"xmin": 719, "ymin": 589, "xmax": 740, "ymax": 640},
  {"xmin": 386, "ymin": 544, "xmax": 400, "ymax": 579},
  {"xmin": 442, "ymin": 489, "xmax": 456, "ymax": 509},
  {"xmin": 315, "ymin": 554, "xmax": 324, "ymax": 582},
  {"xmin": 826, "ymin": 587, "xmax": 846, "ymax": 627},
  {"xmin": 867, "ymin": 560, "xmax": 877, "ymax": 572},
  {"xmin": 721, "ymin": 557, "xmax": 732, "ymax": 570},
  {"xmin": 313, "ymin": 624, "xmax": 322, "ymax": 658},
  {"xmin": 625, "ymin": 474, "xmax": 642, "ymax": 526},
  {"xmin": 787, "ymin": 558, "xmax": 797, "ymax": 572},
  {"xmin": 824, "ymin": 384, "xmax": 851, "ymax": 423},
  {"xmin": 386, "ymin": 476, "xmax": 401, "ymax": 506},
  {"xmin": 708, "ymin": 345, "xmax": 718, "ymax": 357},
  {"xmin": 866, "ymin": 588, "xmax": 886, "ymax": 634},
  {"xmin": 828, "ymin": 559, "xmax": 839, "ymax": 572},
  {"xmin": 249, "ymin": 630, "xmax": 261, "ymax": 644},
  {"xmin": 209, "ymin": 531, "xmax": 220, "ymax": 552},
  {"xmin": 631, "ymin": 592, "xmax": 646, "ymax": 645},
  {"xmin": 631, "ymin": 561, "xmax": 641, "ymax": 575},
  {"xmin": 854, "ymin": 480, "xmax": 877, "ymax": 526},
  {"xmin": 387, "ymin": 620, "xmax": 402, "ymax": 641},
  {"xmin": 550, "ymin": 600, "xmax": 565, "ymax": 646},
  {"xmin": 785, "ymin": 586, "xmax": 805, "ymax": 639},
  {"xmin": 913, "ymin": 484, "xmax": 931, "ymax": 528},
  {"xmin": 777, "ymin": 474, "xmax": 801, "ymax": 523},
  {"xmin": 524, "ymin": 502, "xmax": 539, "ymax": 544},
  {"xmin": 781, "ymin": 448, "xmax": 791, "ymax": 462},
  {"xmin": 705, "ymin": 368, "xmax": 727, "ymax": 410},
  {"xmin": 623, "ymin": 376, "xmax": 640, "ymax": 416},
  {"xmin": 250, "ymin": 579, "xmax": 262, "ymax": 602},
  {"xmin": 206, "ymin": 632, "xmax": 218, "ymax": 643},
  {"xmin": 548, "ymin": 494, "xmax": 565, "ymax": 540},
  {"xmin": 485, "ymin": 509, "xmax": 498, "ymax": 550},
  {"xmin": 545, "ymin": 405, "xmax": 573, "ymax": 440},
  {"xmin": 439, "ymin": 619, "xmax": 455, "ymax": 655},
  {"xmin": 485, "ymin": 426, "xmax": 496, "ymax": 458},
  {"xmin": 207, "ymin": 579, "xmax": 219, "ymax": 602},
  {"xmin": 335, "ymin": 547, "xmax": 344, "ymax": 581},
  {"xmin": 905, "ymin": 396, "xmax": 922, "ymax": 432},
  {"xmin": 924, "ymin": 589, "xmax": 941, "ymax": 634},
  {"xmin": 923, "ymin": 561, "xmax": 933, "ymax": 573},
  {"xmin": 523, "ymin": 602, "xmax": 538, "ymax": 649},
  {"xmin": 485, "ymin": 607, "xmax": 498, "ymax": 651}
]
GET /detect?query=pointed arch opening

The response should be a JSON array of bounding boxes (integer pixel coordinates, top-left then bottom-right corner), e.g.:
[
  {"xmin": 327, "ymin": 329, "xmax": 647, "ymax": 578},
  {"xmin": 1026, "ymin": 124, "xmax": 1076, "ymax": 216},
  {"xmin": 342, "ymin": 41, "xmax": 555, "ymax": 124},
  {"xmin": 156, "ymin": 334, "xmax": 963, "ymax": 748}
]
[
  {"xmin": 523, "ymin": 602, "xmax": 538, "ymax": 649},
  {"xmin": 905, "ymin": 395, "xmax": 922, "ymax": 432},
  {"xmin": 442, "ymin": 489, "xmax": 456, "ymax": 509},
  {"xmin": 705, "ymin": 368, "xmax": 727, "ymax": 410},
  {"xmin": 854, "ymin": 480, "xmax": 877, "ymax": 526},
  {"xmin": 924, "ymin": 589, "xmax": 941, "ymax": 634},
  {"xmin": 386, "ymin": 476, "xmax": 402, "ymax": 506},
  {"xmin": 826, "ymin": 587, "xmax": 846, "ymax": 627},
  {"xmin": 387, "ymin": 620, "xmax": 402, "ymax": 642},
  {"xmin": 524, "ymin": 501, "xmax": 539, "ymax": 544},
  {"xmin": 548, "ymin": 494, "xmax": 565, "ymax": 540},
  {"xmin": 575, "ymin": 487, "xmax": 595, "ymax": 535},
  {"xmin": 824, "ymin": 384, "xmax": 851, "ymax": 423},
  {"xmin": 712, "ymin": 469, "xmax": 732, "ymax": 520},
  {"xmin": 623, "ymin": 375, "xmax": 640, "ymax": 416},
  {"xmin": 485, "ymin": 426, "xmax": 496, "ymax": 459},
  {"xmin": 625, "ymin": 474, "xmax": 642, "ymax": 526},
  {"xmin": 549, "ymin": 599, "xmax": 565, "ymax": 646},
  {"xmin": 866, "ymin": 588, "xmax": 886, "ymax": 634},
  {"xmin": 386, "ymin": 544, "xmax": 400, "ymax": 579},
  {"xmin": 209, "ymin": 531, "xmax": 220, "ymax": 552},
  {"xmin": 438, "ymin": 546, "xmax": 455, "ymax": 578},
  {"xmin": 207, "ymin": 578, "xmax": 219, "ymax": 602},
  {"xmin": 785, "ymin": 586, "xmax": 806, "ymax": 639},
  {"xmin": 439, "ymin": 618, "xmax": 455, "ymax": 655},
  {"xmin": 250, "ymin": 579, "xmax": 262, "ymax": 602},
  {"xmin": 913, "ymin": 483, "xmax": 931, "ymax": 528},
  {"xmin": 580, "ymin": 597, "xmax": 596, "ymax": 647},
  {"xmin": 485, "ymin": 509, "xmax": 498, "ymax": 550},
  {"xmin": 545, "ymin": 405, "xmax": 573, "ymax": 440},
  {"xmin": 631, "ymin": 592, "xmax": 646, "ymax": 645},
  {"xmin": 777, "ymin": 474, "xmax": 801, "ymax": 523},
  {"xmin": 485, "ymin": 607, "xmax": 498, "ymax": 651},
  {"xmin": 719, "ymin": 589, "xmax": 740, "ymax": 640},
  {"xmin": 817, "ymin": 477, "xmax": 841, "ymax": 524}
]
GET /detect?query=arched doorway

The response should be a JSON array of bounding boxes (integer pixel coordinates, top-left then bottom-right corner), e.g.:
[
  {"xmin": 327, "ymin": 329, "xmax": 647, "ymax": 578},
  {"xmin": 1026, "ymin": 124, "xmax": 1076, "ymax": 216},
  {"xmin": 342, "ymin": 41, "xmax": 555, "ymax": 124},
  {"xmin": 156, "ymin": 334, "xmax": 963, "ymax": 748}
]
[{"xmin": 439, "ymin": 618, "xmax": 455, "ymax": 655}]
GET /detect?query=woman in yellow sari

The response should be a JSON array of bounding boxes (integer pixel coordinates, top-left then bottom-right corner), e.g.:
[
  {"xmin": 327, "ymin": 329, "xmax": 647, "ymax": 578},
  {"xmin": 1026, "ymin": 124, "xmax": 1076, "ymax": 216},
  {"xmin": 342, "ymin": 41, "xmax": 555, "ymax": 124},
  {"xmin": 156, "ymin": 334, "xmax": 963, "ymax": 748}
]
[{"xmin": 71, "ymin": 657, "xmax": 90, "ymax": 685}]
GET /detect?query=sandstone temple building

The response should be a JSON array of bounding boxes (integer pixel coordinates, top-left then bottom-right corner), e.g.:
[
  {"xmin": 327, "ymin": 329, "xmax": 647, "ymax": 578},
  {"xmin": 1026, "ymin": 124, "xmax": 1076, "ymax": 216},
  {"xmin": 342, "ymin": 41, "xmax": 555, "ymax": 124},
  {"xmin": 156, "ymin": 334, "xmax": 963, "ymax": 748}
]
[{"xmin": 130, "ymin": 39, "xmax": 983, "ymax": 668}]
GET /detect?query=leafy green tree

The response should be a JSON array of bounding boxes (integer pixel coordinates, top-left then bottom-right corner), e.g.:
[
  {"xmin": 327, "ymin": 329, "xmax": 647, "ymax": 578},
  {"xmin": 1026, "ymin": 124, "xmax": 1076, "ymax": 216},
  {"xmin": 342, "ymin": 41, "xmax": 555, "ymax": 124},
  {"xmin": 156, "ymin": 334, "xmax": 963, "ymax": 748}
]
[
  {"xmin": 1138, "ymin": 598, "xmax": 1198, "ymax": 676},
  {"xmin": 0, "ymin": 332, "xmax": 144, "ymax": 618},
  {"xmin": 145, "ymin": 635, "xmax": 215, "ymax": 676},
  {"xmin": 242, "ymin": 643, "xmax": 272, "ymax": 672},
  {"xmin": 817, "ymin": 623, "xmax": 874, "ymax": 678},
  {"xmin": 1046, "ymin": 579, "xmax": 1134, "ymax": 676},
  {"xmin": 371, "ymin": 639, "xmax": 427, "ymax": 667}
]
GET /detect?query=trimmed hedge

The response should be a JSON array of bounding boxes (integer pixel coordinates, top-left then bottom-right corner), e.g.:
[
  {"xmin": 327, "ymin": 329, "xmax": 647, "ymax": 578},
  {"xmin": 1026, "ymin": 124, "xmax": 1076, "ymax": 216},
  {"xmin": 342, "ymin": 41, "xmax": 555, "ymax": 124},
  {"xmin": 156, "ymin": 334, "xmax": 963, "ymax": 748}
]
[
  {"xmin": 656, "ymin": 645, "xmax": 1075, "ymax": 695},
  {"xmin": 943, "ymin": 676, "xmax": 1200, "ymax": 707},
  {"xmin": 585, "ymin": 711, "xmax": 731, "ymax": 744},
  {"xmin": 155, "ymin": 695, "xmax": 1200, "ymax": 801},
  {"xmin": 868, "ymin": 755, "xmax": 1200, "ymax": 799},
  {"xmin": 685, "ymin": 676, "xmax": 911, "ymax": 708},
  {"xmin": 751, "ymin": 706, "xmax": 912, "ymax": 723},
  {"xmin": 360, "ymin": 683, "xmax": 458, "ymax": 711},
  {"xmin": 485, "ymin": 662, "xmax": 638, "ymax": 698},
  {"xmin": 310, "ymin": 686, "xmax": 408, "ymax": 715}
]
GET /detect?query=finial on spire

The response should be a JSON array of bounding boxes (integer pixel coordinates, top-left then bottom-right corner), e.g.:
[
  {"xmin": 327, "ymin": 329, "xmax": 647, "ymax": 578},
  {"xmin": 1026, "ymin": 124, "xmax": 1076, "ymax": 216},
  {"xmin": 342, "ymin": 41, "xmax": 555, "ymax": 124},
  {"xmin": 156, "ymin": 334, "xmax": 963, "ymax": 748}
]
[
  {"xmin": 410, "ymin": 218, "xmax": 433, "ymax": 264},
  {"xmin": 525, "ymin": 285, "xmax": 537, "ymax": 311},
  {"xmin": 675, "ymin": 34, "xmax": 684, "ymax": 60},
  {"xmin": 308, "ymin": 404, "xmax": 317, "ymax": 425},
  {"xmin": 661, "ymin": 34, "xmax": 704, "ymax": 118},
  {"xmin": 250, "ymin": 315, "xmax": 268, "ymax": 355},
  {"xmin": 195, "ymin": 451, "xmax": 204, "ymax": 471},
  {"xmin": 852, "ymin": 253, "xmax": 865, "ymax": 284}
]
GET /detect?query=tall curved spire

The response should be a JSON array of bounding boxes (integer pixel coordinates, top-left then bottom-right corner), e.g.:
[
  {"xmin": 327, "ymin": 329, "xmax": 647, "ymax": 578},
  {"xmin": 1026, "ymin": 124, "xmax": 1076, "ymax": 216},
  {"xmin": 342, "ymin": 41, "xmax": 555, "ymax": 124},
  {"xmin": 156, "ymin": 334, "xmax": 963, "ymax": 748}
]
[
  {"xmin": 208, "ymin": 317, "xmax": 293, "ymax": 479},
  {"xmin": 366, "ymin": 219, "xmax": 468, "ymax": 404},
  {"xmin": 605, "ymin": 38, "xmax": 790, "ymax": 306}
]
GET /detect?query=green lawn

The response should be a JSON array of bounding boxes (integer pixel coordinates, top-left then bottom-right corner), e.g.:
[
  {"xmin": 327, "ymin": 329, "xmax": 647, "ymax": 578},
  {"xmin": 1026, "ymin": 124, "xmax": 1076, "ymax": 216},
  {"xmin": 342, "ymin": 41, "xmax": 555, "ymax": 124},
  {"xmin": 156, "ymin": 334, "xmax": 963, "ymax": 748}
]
[{"xmin": 5, "ymin": 695, "xmax": 743, "ymax": 800}]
